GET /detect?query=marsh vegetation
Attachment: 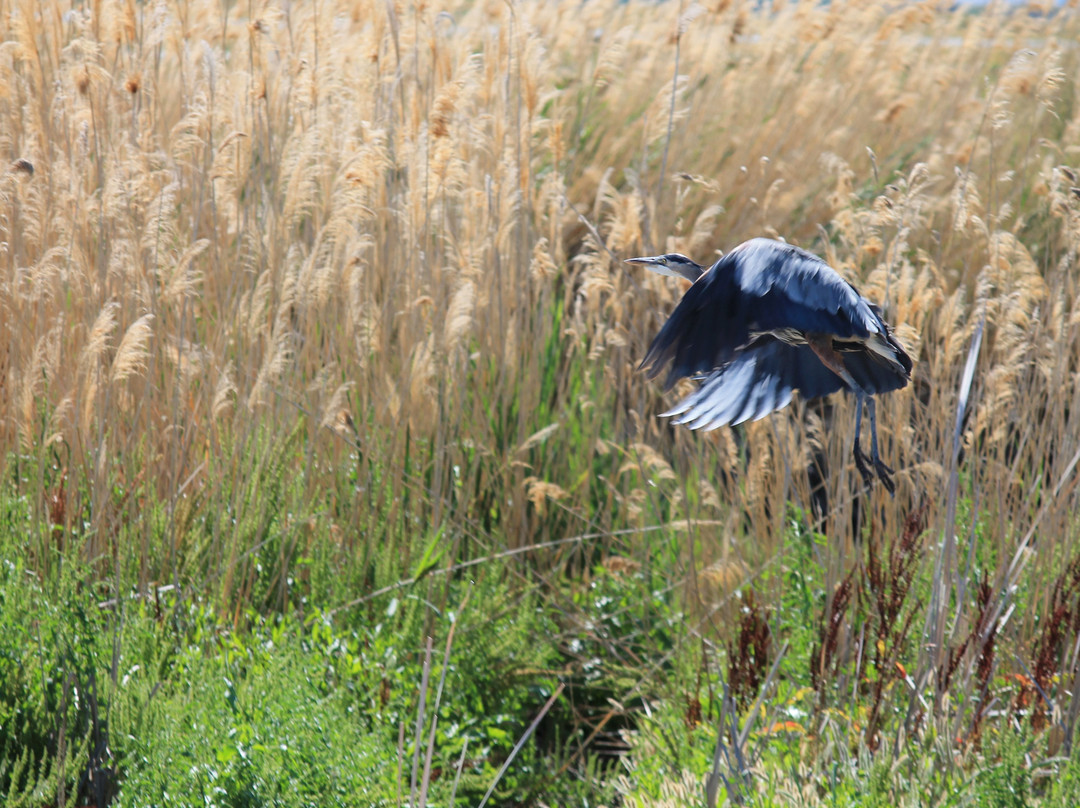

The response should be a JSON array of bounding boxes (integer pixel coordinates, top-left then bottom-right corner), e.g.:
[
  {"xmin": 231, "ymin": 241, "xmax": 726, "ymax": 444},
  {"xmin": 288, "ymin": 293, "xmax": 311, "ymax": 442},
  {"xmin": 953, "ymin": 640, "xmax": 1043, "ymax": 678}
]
[{"xmin": 3, "ymin": 1, "xmax": 1080, "ymax": 804}]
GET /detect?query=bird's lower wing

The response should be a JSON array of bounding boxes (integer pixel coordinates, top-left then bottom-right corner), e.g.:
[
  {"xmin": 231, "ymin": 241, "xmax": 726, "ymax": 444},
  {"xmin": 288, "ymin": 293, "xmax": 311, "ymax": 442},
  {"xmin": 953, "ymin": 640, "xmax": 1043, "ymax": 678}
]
[{"xmin": 662, "ymin": 338, "xmax": 846, "ymax": 430}]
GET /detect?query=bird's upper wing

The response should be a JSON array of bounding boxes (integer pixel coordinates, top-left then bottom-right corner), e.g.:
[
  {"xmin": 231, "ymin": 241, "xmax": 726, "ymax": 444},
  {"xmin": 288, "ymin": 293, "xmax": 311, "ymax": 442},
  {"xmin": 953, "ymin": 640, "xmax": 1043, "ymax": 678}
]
[
  {"xmin": 639, "ymin": 238, "xmax": 885, "ymax": 389},
  {"xmin": 732, "ymin": 239, "xmax": 882, "ymax": 338},
  {"xmin": 661, "ymin": 337, "xmax": 846, "ymax": 429}
]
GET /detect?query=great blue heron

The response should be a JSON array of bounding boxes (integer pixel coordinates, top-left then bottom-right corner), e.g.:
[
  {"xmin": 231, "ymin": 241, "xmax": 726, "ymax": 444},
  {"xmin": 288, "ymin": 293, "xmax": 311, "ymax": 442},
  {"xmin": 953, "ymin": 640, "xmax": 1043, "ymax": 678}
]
[{"xmin": 628, "ymin": 238, "xmax": 912, "ymax": 494}]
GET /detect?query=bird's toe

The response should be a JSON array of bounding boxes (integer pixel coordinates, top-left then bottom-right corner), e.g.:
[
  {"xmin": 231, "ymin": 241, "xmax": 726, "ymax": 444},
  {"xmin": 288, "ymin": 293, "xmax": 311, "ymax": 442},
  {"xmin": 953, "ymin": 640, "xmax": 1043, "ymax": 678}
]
[
  {"xmin": 875, "ymin": 463, "xmax": 897, "ymax": 497},
  {"xmin": 872, "ymin": 454, "xmax": 897, "ymax": 496},
  {"xmin": 853, "ymin": 447, "xmax": 875, "ymax": 487}
]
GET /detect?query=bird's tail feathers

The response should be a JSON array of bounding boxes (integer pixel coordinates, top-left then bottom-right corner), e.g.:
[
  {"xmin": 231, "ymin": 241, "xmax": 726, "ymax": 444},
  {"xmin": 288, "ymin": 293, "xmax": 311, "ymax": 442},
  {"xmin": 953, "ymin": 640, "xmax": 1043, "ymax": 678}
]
[
  {"xmin": 843, "ymin": 347, "xmax": 910, "ymax": 394},
  {"xmin": 864, "ymin": 331, "xmax": 913, "ymax": 379}
]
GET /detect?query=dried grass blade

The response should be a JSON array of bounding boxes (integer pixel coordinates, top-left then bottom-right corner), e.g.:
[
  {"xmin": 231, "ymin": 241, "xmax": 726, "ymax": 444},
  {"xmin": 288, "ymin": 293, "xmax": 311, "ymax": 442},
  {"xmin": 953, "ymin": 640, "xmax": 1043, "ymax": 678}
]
[
  {"xmin": 447, "ymin": 737, "xmax": 469, "ymax": 807},
  {"xmin": 477, "ymin": 683, "xmax": 566, "ymax": 808},
  {"xmin": 418, "ymin": 593, "xmax": 467, "ymax": 808},
  {"xmin": 737, "ymin": 641, "xmax": 789, "ymax": 750},
  {"xmin": 409, "ymin": 637, "xmax": 434, "ymax": 808}
]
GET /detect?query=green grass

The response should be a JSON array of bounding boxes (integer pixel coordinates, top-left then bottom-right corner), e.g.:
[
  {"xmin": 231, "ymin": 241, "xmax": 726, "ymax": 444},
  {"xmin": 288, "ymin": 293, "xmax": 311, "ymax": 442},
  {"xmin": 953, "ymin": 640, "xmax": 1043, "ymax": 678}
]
[
  {"xmin": 0, "ymin": 512, "xmax": 586, "ymax": 806},
  {"xmin": 6, "ymin": 471, "xmax": 1080, "ymax": 806}
]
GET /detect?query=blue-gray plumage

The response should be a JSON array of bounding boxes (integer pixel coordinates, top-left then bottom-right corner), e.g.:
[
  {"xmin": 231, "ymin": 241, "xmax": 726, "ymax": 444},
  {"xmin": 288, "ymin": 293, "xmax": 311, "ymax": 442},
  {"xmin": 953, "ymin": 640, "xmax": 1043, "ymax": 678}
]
[{"xmin": 627, "ymin": 238, "xmax": 912, "ymax": 493}]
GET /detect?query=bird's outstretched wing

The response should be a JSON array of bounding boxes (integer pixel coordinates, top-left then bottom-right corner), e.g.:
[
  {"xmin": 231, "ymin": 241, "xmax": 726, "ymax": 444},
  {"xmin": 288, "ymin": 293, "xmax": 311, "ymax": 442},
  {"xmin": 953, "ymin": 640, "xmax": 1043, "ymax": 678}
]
[
  {"xmin": 638, "ymin": 259, "xmax": 748, "ymax": 389},
  {"xmin": 661, "ymin": 337, "xmax": 844, "ymax": 429},
  {"xmin": 639, "ymin": 238, "xmax": 887, "ymax": 390}
]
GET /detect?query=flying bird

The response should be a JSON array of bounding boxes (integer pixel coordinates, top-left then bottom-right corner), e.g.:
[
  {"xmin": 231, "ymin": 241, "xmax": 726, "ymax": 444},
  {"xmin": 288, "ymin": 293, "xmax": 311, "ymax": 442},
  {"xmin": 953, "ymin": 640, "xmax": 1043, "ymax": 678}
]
[{"xmin": 628, "ymin": 238, "xmax": 912, "ymax": 493}]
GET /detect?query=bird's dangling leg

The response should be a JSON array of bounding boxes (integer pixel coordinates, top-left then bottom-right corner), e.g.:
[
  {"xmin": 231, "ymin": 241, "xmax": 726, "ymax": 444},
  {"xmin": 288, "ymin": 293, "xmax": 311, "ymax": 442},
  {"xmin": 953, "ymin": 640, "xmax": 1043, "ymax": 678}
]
[
  {"xmin": 807, "ymin": 335, "xmax": 877, "ymax": 489},
  {"xmin": 865, "ymin": 395, "xmax": 896, "ymax": 496},
  {"xmin": 851, "ymin": 392, "xmax": 875, "ymax": 488}
]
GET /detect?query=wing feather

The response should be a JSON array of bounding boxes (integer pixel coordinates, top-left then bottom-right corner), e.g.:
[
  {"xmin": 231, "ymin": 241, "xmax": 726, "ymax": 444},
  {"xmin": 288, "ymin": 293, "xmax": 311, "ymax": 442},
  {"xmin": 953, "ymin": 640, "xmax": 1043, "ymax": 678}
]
[
  {"xmin": 732, "ymin": 239, "xmax": 880, "ymax": 339},
  {"xmin": 665, "ymin": 337, "xmax": 845, "ymax": 430},
  {"xmin": 639, "ymin": 264, "xmax": 747, "ymax": 389}
]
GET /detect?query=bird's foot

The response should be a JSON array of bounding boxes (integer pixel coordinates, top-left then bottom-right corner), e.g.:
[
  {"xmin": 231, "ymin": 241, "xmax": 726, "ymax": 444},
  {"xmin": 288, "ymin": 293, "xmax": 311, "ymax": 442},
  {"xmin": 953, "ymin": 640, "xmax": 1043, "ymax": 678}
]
[
  {"xmin": 874, "ymin": 459, "xmax": 896, "ymax": 497},
  {"xmin": 854, "ymin": 447, "xmax": 897, "ymax": 496}
]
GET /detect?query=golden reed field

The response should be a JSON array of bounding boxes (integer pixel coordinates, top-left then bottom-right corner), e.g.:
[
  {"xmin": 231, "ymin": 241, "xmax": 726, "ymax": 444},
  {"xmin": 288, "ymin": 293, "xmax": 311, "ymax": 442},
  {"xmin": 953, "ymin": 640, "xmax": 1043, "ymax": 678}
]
[{"xmin": 4, "ymin": 0, "xmax": 1080, "ymax": 801}]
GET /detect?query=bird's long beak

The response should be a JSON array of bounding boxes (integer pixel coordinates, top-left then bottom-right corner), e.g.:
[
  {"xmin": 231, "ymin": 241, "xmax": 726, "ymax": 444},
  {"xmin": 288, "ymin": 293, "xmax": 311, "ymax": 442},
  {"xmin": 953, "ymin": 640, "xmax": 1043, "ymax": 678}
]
[{"xmin": 624, "ymin": 256, "xmax": 681, "ymax": 279}]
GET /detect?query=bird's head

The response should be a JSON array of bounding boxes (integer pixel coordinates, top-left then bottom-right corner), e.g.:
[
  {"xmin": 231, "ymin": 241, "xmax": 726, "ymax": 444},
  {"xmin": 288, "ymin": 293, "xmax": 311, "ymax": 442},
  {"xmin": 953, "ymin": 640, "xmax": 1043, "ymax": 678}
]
[{"xmin": 624, "ymin": 253, "xmax": 704, "ymax": 282}]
